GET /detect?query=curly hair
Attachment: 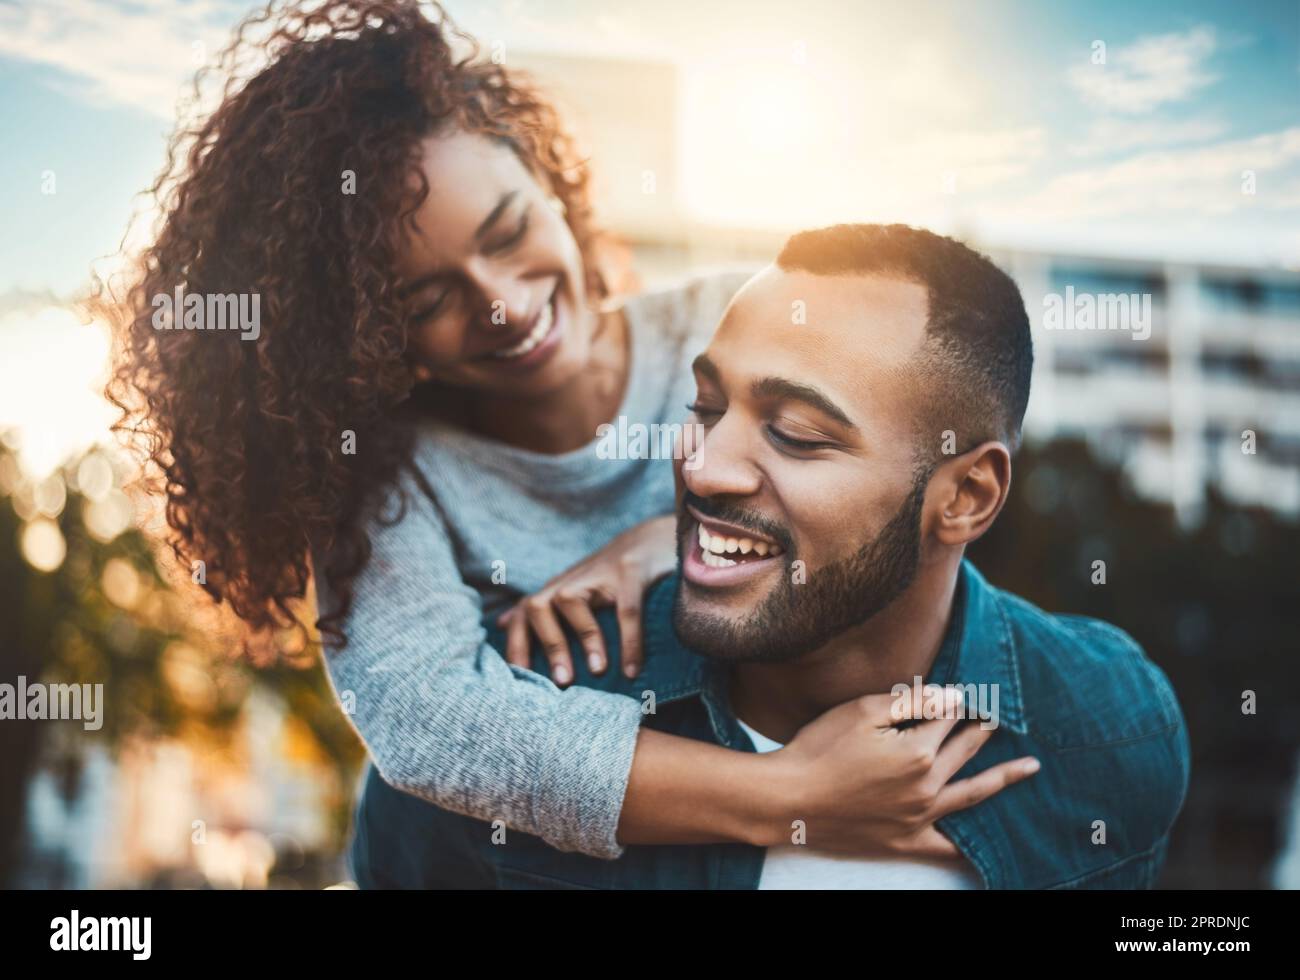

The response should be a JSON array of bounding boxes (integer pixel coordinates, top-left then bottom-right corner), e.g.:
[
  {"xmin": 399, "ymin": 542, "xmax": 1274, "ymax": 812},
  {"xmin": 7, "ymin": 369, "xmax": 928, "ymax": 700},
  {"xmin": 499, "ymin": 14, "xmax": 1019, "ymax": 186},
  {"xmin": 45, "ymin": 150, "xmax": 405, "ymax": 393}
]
[{"xmin": 99, "ymin": 0, "xmax": 612, "ymax": 656}]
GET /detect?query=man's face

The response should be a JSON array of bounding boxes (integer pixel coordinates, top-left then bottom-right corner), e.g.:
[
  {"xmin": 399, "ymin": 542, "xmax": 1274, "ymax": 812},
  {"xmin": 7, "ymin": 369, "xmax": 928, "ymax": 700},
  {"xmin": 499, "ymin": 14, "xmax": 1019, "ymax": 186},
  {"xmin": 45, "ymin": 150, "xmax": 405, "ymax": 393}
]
[{"xmin": 673, "ymin": 266, "xmax": 933, "ymax": 663}]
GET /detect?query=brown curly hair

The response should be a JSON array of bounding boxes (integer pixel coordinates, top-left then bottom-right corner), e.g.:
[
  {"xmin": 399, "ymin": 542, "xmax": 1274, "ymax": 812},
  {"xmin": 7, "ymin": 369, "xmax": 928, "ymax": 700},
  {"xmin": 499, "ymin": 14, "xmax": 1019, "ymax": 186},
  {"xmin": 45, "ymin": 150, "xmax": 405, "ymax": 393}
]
[{"xmin": 99, "ymin": 0, "xmax": 613, "ymax": 656}]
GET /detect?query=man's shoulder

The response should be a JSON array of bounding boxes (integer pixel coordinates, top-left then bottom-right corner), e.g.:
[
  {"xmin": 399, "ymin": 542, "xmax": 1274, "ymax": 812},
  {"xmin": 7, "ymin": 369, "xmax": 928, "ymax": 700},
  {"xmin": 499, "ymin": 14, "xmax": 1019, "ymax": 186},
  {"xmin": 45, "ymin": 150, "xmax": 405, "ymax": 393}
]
[
  {"xmin": 991, "ymin": 585, "xmax": 1184, "ymax": 751},
  {"xmin": 972, "ymin": 575, "xmax": 1190, "ymax": 883}
]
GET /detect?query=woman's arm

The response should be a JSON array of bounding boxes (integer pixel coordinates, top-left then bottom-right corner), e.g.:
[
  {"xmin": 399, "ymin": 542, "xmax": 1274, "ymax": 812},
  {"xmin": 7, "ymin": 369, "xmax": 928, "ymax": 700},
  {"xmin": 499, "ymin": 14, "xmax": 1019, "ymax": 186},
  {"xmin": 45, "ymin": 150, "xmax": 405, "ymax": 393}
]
[
  {"xmin": 620, "ymin": 694, "xmax": 1038, "ymax": 855},
  {"xmin": 620, "ymin": 729, "xmax": 772, "ymax": 845},
  {"xmin": 319, "ymin": 469, "xmax": 646, "ymax": 859}
]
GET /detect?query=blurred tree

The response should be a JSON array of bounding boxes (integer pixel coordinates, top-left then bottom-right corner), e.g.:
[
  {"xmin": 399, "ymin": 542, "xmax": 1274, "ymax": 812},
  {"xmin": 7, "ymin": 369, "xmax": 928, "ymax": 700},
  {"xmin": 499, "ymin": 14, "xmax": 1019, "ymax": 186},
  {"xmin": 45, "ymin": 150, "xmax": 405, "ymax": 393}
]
[{"xmin": 0, "ymin": 436, "xmax": 363, "ymax": 887}]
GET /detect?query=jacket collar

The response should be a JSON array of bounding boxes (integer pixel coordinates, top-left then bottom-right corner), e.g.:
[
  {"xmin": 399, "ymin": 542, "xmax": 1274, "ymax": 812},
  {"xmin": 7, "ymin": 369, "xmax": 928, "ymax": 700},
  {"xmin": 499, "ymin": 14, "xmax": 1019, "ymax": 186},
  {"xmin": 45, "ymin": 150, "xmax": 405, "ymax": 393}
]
[
  {"xmin": 639, "ymin": 559, "xmax": 1027, "ymax": 738},
  {"xmin": 926, "ymin": 560, "xmax": 1027, "ymax": 735}
]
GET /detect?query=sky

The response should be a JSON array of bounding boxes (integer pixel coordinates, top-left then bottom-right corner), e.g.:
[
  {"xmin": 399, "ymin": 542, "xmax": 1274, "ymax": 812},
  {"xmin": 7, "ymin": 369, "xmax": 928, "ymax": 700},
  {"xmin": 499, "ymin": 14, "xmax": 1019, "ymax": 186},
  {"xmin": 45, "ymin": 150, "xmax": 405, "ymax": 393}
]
[
  {"xmin": 1, "ymin": 0, "xmax": 1298, "ymax": 299},
  {"xmin": 0, "ymin": 0, "xmax": 1297, "ymax": 473}
]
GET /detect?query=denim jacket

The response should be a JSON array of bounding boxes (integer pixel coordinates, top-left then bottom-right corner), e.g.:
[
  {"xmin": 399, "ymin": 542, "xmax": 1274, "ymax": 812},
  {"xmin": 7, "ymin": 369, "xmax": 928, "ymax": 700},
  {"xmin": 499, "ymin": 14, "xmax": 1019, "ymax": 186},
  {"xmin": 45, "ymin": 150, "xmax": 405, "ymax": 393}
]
[{"xmin": 351, "ymin": 560, "xmax": 1190, "ymax": 889}]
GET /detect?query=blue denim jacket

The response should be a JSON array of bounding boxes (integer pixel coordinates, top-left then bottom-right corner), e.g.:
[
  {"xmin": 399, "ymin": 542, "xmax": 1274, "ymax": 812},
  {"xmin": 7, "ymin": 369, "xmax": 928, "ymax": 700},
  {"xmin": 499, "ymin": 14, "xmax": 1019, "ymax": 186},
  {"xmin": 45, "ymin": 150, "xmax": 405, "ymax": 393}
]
[{"xmin": 351, "ymin": 560, "xmax": 1190, "ymax": 889}]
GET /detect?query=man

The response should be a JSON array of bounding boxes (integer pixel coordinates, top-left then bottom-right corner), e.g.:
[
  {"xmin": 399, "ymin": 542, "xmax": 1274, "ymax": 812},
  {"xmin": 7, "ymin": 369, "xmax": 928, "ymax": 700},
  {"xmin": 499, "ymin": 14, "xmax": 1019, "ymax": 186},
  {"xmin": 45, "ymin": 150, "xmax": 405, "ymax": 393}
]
[{"xmin": 351, "ymin": 223, "xmax": 1190, "ymax": 889}]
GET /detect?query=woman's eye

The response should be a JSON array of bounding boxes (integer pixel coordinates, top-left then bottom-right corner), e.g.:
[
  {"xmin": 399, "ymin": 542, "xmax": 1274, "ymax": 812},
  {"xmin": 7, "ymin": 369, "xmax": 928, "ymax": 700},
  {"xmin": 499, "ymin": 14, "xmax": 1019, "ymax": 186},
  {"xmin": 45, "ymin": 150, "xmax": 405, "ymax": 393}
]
[
  {"xmin": 486, "ymin": 210, "xmax": 530, "ymax": 254},
  {"xmin": 413, "ymin": 294, "xmax": 448, "ymax": 321}
]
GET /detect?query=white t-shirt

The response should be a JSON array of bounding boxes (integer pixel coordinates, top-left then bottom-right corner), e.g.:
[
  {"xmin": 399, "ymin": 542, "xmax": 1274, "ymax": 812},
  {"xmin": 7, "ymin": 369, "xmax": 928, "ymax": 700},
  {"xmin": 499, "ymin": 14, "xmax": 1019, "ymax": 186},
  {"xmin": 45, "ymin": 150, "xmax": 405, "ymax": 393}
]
[{"xmin": 737, "ymin": 718, "xmax": 983, "ymax": 890}]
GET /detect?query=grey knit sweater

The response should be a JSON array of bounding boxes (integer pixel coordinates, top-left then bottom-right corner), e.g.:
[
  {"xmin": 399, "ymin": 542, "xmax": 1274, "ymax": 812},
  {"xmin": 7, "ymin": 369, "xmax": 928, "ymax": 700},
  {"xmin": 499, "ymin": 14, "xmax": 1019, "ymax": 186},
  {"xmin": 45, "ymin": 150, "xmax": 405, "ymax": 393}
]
[{"xmin": 317, "ymin": 271, "xmax": 751, "ymax": 859}]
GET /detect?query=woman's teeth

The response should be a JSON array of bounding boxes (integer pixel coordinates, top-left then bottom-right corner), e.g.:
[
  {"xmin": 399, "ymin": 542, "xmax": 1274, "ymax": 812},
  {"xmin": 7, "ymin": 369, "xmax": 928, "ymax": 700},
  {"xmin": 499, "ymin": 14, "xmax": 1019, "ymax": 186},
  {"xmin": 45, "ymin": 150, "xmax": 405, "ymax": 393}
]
[
  {"xmin": 696, "ymin": 522, "xmax": 782, "ymax": 567},
  {"xmin": 492, "ymin": 297, "xmax": 555, "ymax": 359}
]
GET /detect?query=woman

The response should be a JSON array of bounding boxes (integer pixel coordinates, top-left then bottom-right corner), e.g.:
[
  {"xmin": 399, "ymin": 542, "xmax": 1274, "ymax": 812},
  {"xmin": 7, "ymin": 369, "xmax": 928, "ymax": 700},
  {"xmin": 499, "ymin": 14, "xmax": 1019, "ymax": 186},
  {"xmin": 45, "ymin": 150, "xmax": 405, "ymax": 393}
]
[{"xmin": 106, "ymin": 0, "xmax": 1036, "ymax": 871}]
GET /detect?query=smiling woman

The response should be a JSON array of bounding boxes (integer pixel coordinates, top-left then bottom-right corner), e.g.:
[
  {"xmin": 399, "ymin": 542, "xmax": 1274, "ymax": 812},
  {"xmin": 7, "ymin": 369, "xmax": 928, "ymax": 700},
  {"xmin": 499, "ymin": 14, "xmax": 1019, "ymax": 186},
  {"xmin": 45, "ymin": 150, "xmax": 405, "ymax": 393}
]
[
  {"xmin": 95, "ymin": 0, "xmax": 620, "ymax": 646},
  {"xmin": 396, "ymin": 129, "xmax": 612, "ymax": 406}
]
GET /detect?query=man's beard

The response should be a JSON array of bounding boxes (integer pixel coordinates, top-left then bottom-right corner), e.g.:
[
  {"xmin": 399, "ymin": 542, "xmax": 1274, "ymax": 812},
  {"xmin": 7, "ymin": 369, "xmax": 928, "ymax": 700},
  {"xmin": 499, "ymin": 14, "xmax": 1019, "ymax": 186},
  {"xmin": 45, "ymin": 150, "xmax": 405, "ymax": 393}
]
[{"xmin": 672, "ymin": 472, "xmax": 928, "ymax": 664}]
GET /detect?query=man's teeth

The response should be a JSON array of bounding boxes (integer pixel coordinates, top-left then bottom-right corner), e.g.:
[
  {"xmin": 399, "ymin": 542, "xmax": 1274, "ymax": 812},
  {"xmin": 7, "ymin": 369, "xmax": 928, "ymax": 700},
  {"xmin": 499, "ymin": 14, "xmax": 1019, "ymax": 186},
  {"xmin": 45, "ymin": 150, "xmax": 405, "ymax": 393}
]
[
  {"xmin": 696, "ymin": 522, "xmax": 782, "ymax": 567},
  {"xmin": 493, "ymin": 298, "xmax": 554, "ymax": 359}
]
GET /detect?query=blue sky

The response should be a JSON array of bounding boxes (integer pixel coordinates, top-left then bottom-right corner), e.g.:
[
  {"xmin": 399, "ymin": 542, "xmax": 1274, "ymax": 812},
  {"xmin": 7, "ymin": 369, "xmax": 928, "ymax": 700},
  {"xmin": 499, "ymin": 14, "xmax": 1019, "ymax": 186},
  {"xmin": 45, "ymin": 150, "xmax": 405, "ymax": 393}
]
[{"xmin": 1, "ymin": 0, "xmax": 1298, "ymax": 299}]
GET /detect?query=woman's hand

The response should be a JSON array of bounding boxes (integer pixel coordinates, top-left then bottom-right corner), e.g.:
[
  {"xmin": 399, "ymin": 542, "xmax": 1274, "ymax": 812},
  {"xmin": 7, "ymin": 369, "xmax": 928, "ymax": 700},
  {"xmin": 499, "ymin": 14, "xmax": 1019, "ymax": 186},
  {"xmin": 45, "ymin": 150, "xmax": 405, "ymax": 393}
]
[
  {"xmin": 760, "ymin": 687, "xmax": 1040, "ymax": 856},
  {"xmin": 498, "ymin": 515, "xmax": 677, "ymax": 685}
]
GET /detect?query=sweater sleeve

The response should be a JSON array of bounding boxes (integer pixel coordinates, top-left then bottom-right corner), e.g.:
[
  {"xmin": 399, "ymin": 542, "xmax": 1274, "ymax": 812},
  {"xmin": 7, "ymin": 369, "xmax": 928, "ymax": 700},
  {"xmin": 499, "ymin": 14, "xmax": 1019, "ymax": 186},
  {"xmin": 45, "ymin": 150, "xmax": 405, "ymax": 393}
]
[{"xmin": 317, "ymin": 471, "xmax": 645, "ymax": 860}]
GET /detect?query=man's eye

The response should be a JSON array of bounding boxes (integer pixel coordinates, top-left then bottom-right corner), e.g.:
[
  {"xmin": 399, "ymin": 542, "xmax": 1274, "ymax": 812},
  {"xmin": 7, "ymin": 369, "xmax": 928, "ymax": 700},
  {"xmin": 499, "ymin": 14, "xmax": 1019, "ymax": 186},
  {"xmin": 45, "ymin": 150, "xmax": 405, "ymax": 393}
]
[
  {"xmin": 686, "ymin": 402, "xmax": 722, "ymax": 419},
  {"xmin": 767, "ymin": 426, "xmax": 826, "ymax": 452}
]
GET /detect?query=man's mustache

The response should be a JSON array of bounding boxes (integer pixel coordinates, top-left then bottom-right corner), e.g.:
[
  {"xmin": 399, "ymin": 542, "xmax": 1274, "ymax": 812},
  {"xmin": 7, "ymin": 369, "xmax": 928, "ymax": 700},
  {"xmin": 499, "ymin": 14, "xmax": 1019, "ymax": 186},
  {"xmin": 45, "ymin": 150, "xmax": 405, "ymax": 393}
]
[{"xmin": 680, "ymin": 491, "xmax": 792, "ymax": 552}]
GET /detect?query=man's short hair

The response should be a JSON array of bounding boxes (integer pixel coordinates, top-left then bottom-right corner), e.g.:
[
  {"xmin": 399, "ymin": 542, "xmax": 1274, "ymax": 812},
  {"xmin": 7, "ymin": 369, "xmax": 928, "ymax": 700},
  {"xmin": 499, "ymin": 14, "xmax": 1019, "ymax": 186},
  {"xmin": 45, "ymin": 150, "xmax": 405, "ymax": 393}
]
[{"xmin": 776, "ymin": 223, "xmax": 1033, "ymax": 461}]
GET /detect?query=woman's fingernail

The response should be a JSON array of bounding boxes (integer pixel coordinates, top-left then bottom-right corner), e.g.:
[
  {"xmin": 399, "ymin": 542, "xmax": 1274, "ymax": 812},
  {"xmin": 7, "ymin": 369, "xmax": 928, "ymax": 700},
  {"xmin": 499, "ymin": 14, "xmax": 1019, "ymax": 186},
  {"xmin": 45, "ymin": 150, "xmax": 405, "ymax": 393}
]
[
  {"xmin": 553, "ymin": 663, "xmax": 571, "ymax": 684},
  {"xmin": 588, "ymin": 653, "xmax": 603, "ymax": 673},
  {"xmin": 624, "ymin": 663, "xmax": 639, "ymax": 679},
  {"xmin": 1023, "ymin": 758, "xmax": 1041, "ymax": 774}
]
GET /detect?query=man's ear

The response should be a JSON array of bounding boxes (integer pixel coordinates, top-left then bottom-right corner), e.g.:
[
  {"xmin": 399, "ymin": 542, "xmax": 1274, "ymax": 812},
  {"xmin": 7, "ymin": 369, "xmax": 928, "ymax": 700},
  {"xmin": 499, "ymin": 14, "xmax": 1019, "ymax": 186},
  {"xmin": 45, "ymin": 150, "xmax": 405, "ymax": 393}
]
[{"xmin": 930, "ymin": 441, "xmax": 1012, "ymax": 547}]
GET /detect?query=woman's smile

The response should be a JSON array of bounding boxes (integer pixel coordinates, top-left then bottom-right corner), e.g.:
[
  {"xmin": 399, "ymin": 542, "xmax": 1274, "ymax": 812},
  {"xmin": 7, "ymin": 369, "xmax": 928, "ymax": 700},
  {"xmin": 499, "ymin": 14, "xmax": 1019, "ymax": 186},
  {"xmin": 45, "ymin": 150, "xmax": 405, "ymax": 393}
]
[{"xmin": 476, "ymin": 283, "xmax": 565, "ymax": 372}]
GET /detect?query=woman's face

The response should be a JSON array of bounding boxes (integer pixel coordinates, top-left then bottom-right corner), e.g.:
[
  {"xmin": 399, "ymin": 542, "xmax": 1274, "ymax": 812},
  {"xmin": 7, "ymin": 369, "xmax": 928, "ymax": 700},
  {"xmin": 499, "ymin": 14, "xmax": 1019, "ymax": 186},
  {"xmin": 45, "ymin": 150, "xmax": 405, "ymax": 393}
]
[{"xmin": 395, "ymin": 129, "xmax": 596, "ymax": 398}]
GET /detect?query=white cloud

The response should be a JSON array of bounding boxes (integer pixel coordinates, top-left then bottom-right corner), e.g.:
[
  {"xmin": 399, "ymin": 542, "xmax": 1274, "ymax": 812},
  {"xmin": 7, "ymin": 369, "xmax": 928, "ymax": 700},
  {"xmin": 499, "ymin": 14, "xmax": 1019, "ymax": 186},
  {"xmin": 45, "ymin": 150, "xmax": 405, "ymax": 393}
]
[
  {"xmin": 1067, "ymin": 116, "xmax": 1227, "ymax": 157},
  {"xmin": 1068, "ymin": 26, "xmax": 1219, "ymax": 114},
  {"xmin": 0, "ymin": 0, "xmax": 236, "ymax": 119},
  {"xmin": 998, "ymin": 127, "xmax": 1300, "ymax": 222}
]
